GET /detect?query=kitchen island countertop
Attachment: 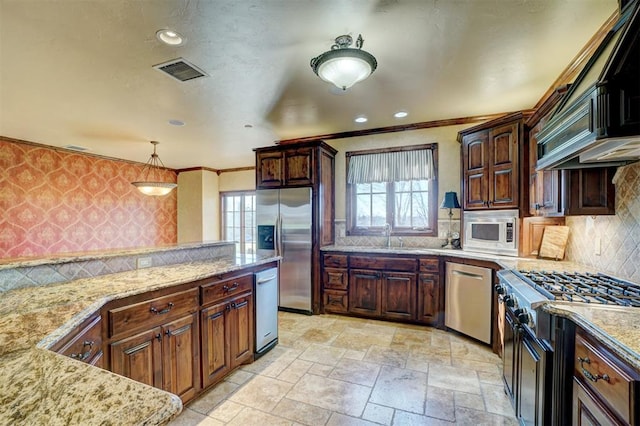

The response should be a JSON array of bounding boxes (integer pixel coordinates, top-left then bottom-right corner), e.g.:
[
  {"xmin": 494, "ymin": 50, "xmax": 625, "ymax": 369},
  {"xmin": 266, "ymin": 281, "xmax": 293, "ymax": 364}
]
[{"xmin": 0, "ymin": 254, "xmax": 279, "ymax": 425}]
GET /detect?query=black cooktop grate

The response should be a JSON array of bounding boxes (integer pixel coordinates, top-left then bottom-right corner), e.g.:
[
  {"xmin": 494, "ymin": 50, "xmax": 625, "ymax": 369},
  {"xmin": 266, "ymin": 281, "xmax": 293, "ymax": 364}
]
[{"xmin": 516, "ymin": 270, "xmax": 640, "ymax": 307}]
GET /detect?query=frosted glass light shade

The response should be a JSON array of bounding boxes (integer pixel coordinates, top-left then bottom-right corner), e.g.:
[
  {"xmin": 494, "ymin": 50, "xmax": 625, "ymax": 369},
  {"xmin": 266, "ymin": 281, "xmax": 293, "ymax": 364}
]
[
  {"xmin": 310, "ymin": 34, "xmax": 377, "ymax": 91},
  {"xmin": 317, "ymin": 55, "xmax": 373, "ymax": 90},
  {"xmin": 132, "ymin": 182, "xmax": 177, "ymax": 196}
]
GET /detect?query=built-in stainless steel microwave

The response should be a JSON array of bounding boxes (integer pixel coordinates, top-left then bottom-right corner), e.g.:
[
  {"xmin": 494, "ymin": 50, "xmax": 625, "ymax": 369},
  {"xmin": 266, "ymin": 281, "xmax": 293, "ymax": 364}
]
[{"xmin": 463, "ymin": 209, "xmax": 519, "ymax": 257}]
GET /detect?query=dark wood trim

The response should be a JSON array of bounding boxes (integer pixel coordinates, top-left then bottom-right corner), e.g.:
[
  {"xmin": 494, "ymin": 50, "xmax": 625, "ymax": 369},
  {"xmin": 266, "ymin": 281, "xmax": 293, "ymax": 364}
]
[
  {"xmin": 345, "ymin": 144, "xmax": 438, "ymax": 238},
  {"xmin": 525, "ymin": 85, "xmax": 571, "ymax": 128},
  {"xmin": 277, "ymin": 114, "xmax": 512, "ymax": 145},
  {"xmin": 345, "ymin": 143, "xmax": 437, "ymax": 157},
  {"xmin": 176, "ymin": 166, "xmax": 219, "ymax": 174},
  {"xmin": 216, "ymin": 166, "xmax": 255, "ymax": 175},
  {"xmin": 533, "ymin": 11, "xmax": 618, "ymax": 111},
  {"xmin": 0, "ymin": 135, "xmax": 174, "ymax": 170},
  {"xmin": 456, "ymin": 111, "xmax": 534, "ymax": 142}
]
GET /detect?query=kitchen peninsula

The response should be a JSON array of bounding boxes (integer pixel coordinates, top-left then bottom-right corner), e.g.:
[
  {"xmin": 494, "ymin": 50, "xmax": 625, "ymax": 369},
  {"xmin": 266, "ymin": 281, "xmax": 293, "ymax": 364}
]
[{"xmin": 0, "ymin": 242, "xmax": 279, "ymax": 425}]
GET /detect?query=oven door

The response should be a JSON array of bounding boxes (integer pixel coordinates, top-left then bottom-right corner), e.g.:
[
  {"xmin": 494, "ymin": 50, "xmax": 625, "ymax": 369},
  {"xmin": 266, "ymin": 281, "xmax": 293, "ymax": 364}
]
[
  {"xmin": 503, "ymin": 304, "xmax": 518, "ymax": 405},
  {"xmin": 518, "ymin": 325, "xmax": 553, "ymax": 426}
]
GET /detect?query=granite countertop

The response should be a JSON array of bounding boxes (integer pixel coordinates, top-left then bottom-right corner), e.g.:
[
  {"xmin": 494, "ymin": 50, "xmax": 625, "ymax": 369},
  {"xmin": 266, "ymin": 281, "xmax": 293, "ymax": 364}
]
[
  {"xmin": 0, "ymin": 240, "xmax": 236, "ymax": 270},
  {"xmin": 322, "ymin": 245, "xmax": 640, "ymax": 371},
  {"xmin": 0, "ymin": 254, "xmax": 279, "ymax": 425}
]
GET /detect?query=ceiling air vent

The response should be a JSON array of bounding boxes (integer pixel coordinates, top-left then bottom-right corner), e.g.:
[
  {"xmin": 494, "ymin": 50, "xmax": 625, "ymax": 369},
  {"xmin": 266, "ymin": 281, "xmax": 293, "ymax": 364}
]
[{"xmin": 153, "ymin": 58, "xmax": 208, "ymax": 82}]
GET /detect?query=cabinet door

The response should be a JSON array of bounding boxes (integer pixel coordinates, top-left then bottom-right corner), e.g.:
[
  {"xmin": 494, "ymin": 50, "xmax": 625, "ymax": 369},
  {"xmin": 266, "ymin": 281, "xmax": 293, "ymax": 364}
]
[
  {"xmin": 162, "ymin": 313, "xmax": 199, "ymax": 402},
  {"xmin": 462, "ymin": 131, "xmax": 489, "ymax": 210},
  {"xmin": 256, "ymin": 151, "xmax": 284, "ymax": 188},
  {"xmin": 488, "ymin": 122, "xmax": 519, "ymax": 209},
  {"xmin": 201, "ymin": 302, "xmax": 231, "ymax": 387},
  {"xmin": 110, "ymin": 327, "xmax": 162, "ymax": 388},
  {"xmin": 562, "ymin": 168, "xmax": 615, "ymax": 216},
  {"xmin": 417, "ymin": 273, "xmax": 439, "ymax": 325},
  {"xmin": 229, "ymin": 293, "xmax": 254, "ymax": 368},
  {"xmin": 529, "ymin": 124, "xmax": 561, "ymax": 215},
  {"xmin": 381, "ymin": 272, "xmax": 416, "ymax": 321},
  {"xmin": 349, "ymin": 269, "xmax": 382, "ymax": 317},
  {"xmin": 573, "ymin": 378, "xmax": 619, "ymax": 426},
  {"xmin": 284, "ymin": 148, "xmax": 313, "ymax": 186}
]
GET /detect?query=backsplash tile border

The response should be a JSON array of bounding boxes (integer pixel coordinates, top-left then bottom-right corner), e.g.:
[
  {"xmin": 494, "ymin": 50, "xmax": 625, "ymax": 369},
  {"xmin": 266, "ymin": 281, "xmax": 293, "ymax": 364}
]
[{"xmin": 0, "ymin": 243, "xmax": 235, "ymax": 292}]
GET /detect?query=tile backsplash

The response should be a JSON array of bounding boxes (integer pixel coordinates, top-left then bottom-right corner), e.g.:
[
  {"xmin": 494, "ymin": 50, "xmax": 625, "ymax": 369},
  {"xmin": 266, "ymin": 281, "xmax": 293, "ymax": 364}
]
[
  {"xmin": 565, "ymin": 161, "xmax": 640, "ymax": 282},
  {"xmin": 334, "ymin": 219, "xmax": 460, "ymax": 249},
  {"xmin": 0, "ymin": 243, "xmax": 235, "ymax": 292}
]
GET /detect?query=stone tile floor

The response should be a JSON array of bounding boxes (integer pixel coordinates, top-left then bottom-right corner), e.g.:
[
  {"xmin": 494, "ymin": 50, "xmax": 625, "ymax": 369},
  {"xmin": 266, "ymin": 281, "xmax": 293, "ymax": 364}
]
[{"xmin": 169, "ymin": 312, "xmax": 518, "ymax": 425}]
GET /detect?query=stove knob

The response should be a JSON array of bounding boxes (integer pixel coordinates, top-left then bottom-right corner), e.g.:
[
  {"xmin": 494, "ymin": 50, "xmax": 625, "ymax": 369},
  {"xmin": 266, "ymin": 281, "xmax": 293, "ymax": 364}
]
[
  {"xmin": 494, "ymin": 285, "xmax": 506, "ymax": 295},
  {"xmin": 503, "ymin": 295, "xmax": 515, "ymax": 308},
  {"xmin": 516, "ymin": 309, "xmax": 530, "ymax": 325}
]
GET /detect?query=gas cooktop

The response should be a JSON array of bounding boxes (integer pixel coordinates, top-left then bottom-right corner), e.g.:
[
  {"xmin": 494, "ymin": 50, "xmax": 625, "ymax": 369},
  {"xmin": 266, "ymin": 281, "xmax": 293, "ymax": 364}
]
[{"xmin": 516, "ymin": 270, "xmax": 640, "ymax": 307}]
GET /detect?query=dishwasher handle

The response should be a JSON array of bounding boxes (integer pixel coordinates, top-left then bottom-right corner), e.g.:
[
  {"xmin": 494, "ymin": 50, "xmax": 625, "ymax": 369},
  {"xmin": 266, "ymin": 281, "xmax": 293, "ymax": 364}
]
[
  {"xmin": 451, "ymin": 269, "xmax": 485, "ymax": 280},
  {"xmin": 257, "ymin": 275, "xmax": 277, "ymax": 284}
]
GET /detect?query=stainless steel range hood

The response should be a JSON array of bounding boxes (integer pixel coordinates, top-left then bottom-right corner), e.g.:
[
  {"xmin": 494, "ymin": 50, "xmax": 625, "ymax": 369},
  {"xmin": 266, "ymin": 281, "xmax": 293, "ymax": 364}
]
[{"xmin": 536, "ymin": 1, "xmax": 640, "ymax": 170}]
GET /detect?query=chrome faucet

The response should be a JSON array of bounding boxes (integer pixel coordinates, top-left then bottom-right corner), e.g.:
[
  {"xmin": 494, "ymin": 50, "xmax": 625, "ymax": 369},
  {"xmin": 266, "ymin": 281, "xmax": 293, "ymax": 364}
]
[{"xmin": 384, "ymin": 223, "xmax": 391, "ymax": 248}]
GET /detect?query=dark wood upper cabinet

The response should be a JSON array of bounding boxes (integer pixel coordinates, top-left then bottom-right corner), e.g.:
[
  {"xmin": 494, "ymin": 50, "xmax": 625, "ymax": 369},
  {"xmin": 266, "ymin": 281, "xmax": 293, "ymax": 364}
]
[
  {"xmin": 561, "ymin": 168, "xmax": 616, "ymax": 216},
  {"xmin": 460, "ymin": 113, "xmax": 526, "ymax": 210},
  {"xmin": 255, "ymin": 141, "xmax": 337, "ymax": 314}
]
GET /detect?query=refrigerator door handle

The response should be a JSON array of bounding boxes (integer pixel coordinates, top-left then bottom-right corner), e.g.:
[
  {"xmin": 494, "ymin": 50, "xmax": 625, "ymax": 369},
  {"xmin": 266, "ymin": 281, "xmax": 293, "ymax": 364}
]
[{"xmin": 275, "ymin": 214, "xmax": 283, "ymax": 256}]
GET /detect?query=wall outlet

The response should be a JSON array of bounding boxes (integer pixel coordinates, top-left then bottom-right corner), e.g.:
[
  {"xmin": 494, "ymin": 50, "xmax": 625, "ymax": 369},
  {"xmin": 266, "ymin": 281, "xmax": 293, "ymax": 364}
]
[
  {"xmin": 137, "ymin": 257, "xmax": 153, "ymax": 269},
  {"xmin": 594, "ymin": 236, "xmax": 601, "ymax": 256}
]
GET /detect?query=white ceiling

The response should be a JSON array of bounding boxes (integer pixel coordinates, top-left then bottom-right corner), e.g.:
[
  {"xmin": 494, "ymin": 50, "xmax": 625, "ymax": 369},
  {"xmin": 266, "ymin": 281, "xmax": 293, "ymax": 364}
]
[{"xmin": 0, "ymin": 0, "xmax": 617, "ymax": 170}]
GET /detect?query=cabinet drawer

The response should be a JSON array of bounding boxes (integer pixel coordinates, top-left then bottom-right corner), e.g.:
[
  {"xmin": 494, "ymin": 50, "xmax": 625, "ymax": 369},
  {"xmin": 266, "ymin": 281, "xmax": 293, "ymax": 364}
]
[
  {"xmin": 109, "ymin": 288, "xmax": 199, "ymax": 338},
  {"xmin": 350, "ymin": 256, "xmax": 417, "ymax": 272},
  {"xmin": 323, "ymin": 254, "xmax": 348, "ymax": 268},
  {"xmin": 58, "ymin": 315, "xmax": 102, "ymax": 363},
  {"xmin": 575, "ymin": 333, "xmax": 636, "ymax": 423},
  {"xmin": 419, "ymin": 258, "xmax": 439, "ymax": 273},
  {"xmin": 323, "ymin": 268, "xmax": 348, "ymax": 290},
  {"xmin": 323, "ymin": 290, "xmax": 348, "ymax": 313},
  {"xmin": 201, "ymin": 274, "xmax": 253, "ymax": 306}
]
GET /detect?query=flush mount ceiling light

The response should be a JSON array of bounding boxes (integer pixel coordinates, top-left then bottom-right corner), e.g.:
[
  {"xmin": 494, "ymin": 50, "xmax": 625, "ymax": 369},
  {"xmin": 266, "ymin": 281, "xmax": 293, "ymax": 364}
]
[
  {"xmin": 310, "ymin": 34, "xmax": 377, "ymax": 91},
  {"xmin": 131, "ymin": 141, "xmax": 177, "ymax": 196},
  {"xmin": 354, "ymin": 116, "xmax": 368, "ymax": 123},
  {"xmin": 394, "ymin": 111, "xmax": 408, "ymax": 118},
  {"xmin": 156, "ymin": 29, "xmax": 185, "ymax": 46}
]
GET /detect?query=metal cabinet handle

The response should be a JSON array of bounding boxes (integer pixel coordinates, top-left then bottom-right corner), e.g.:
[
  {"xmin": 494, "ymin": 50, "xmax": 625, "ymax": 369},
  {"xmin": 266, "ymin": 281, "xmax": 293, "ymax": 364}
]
[
  {"xmin": 70, "ymin": 340, "xmax": 94, "ymax": 361},
  {"xmin": 150, "ymin": 302, "xmax": 174, "ymax": 315},
  {"xmin": 223, "ymin": 283, "xmax": 240, "ymax": 292},
  {"xmin": 155, "ymin": 333, "xmax": 162, "ymax": 342},
  {"xmin": 578, "ymin": 357, "xmax": 610, "ymax": 383}
]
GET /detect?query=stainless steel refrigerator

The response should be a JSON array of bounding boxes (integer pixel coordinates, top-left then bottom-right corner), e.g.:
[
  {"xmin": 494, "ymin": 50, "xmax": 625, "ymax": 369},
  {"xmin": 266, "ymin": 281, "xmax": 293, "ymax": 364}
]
[{"xmin": 256, "ymin": 187, "xmax": 312, "ymax": 313}]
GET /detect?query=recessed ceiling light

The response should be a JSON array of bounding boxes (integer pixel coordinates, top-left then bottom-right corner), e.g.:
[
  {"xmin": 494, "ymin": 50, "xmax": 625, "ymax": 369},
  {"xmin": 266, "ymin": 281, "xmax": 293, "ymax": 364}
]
[
  {"xmin": 394, "ymin": 111, "xmax": 408, "ymax": 118},
  {"xmin": 244, "ymin": 124, "xmax": 253, "ymax": 128},
  {"xmin": 354, "ymin": 116, "xmax": 368, "ymax": 123},
  {"xmin": 168, "ymin": 119, "xmax": 185, "ymax": 126},
  {"xmin": 156, "ymin": 29, "xmax": 185, "ymax": 46}
]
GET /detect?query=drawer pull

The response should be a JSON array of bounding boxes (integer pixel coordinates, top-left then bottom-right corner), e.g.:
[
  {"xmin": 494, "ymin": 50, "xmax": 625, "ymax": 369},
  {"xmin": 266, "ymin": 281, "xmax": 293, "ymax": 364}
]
[
  {"xmin": 578, "ymin": 356, "xmax": 610, "ymax": 383},
  {"xmin": 71, "ymin": 340, "xmax": 94, "ymax": 361},
  {"xmin": 223, "ymin": 282, "xmax": 240, "ymax": 292},
  {"xmin": 150, "ymin": 302, "xmax": 174, "ymax": 315}
]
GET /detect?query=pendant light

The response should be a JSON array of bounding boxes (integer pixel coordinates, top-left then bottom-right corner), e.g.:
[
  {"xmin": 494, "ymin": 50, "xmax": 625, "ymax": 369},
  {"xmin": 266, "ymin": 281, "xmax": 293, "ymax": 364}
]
[
  {"xmin": 310, "ymin": 34, "xmax": 377, "ymax": 91},
  {"xmin": 131, "ymin": 141, "xmax": 177, "ymax": 196}
]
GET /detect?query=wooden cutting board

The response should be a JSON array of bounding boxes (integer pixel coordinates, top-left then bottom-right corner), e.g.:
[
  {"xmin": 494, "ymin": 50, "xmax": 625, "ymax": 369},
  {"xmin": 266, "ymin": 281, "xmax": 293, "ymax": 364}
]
[{"xmin": 538, "ymin": 226, "xmax": 570, "ymax": 260}]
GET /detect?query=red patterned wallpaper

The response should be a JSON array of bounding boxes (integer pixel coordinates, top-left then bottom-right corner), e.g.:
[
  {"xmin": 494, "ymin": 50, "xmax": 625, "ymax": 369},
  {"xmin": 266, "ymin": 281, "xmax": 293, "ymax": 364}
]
[{"xmin": 0, "ymin": 138, "xmax": 177, "ymax": 258}]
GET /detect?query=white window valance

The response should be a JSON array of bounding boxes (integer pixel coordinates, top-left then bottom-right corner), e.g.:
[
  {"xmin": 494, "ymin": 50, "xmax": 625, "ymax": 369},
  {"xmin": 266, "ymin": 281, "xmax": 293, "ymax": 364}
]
[{"xmin": 347, "ymin": 148, "xmax": 435, "ymax": 184}]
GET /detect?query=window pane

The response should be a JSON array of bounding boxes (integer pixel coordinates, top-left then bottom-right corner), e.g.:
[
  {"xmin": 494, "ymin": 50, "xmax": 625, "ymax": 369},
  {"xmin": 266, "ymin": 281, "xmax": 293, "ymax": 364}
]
[
  {"xmin": 412, "ymin": 192, "xmax": 429, "ymax": 227},
  {"xmin": 395, "ymin": 180, "xmax": 411, "ymax": 192},
  {"xmin": 371, "ymin": 193, "xmax": 386, "ymax": 226},
  {"xmin": 412, "ymin": 180, "xmax": 429, "ymax": 191},
  {"xmin": 356, "ymin": 183, "xmax": 371, "ymax": 194},
  {"xmin": 356, "ymin": 194, "xmax": 371, "ymax": 227},
  {"xmin": 371, "ymin": 182, "xmax": 386, "ymax": 193}
]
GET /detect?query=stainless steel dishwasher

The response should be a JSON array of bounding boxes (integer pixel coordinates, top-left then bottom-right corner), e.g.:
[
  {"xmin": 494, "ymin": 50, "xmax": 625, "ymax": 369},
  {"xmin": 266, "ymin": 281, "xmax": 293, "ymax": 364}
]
[
  {"xmin": 255, "ymin": 267, "xmax": 279, "ymax": 357},
  {"xmin": 445, "ymin": 262, "xmax": 492, "ymax": 344}
]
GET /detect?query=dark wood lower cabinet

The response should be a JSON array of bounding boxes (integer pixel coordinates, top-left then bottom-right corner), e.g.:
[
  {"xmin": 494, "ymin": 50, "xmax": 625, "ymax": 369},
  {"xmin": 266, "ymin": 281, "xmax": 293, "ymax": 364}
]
[
  {"xmin": 573, "ymin": 378, "xmax": 619, "ymax": 426},
  {"xmin": 417, "ymin": 273, "xmax": 439, "ymax": 325},
  {"xmin": 381, "ymin": 272, "xmax": 416, "ymax": 321},
  {"xmin": 110, "ymin": 313, "xmax": 200, "ymax": 402},
  {"xmin": 110, "ymin": 327, "xmax": 163, "ymax": 389},
  {"xmin": 325, "ymin": 253, "xmax": 444, "ymax": 326},
  {"xmin": 349, "ymin": 269, "xmax": 382, "ymax": 317}
]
